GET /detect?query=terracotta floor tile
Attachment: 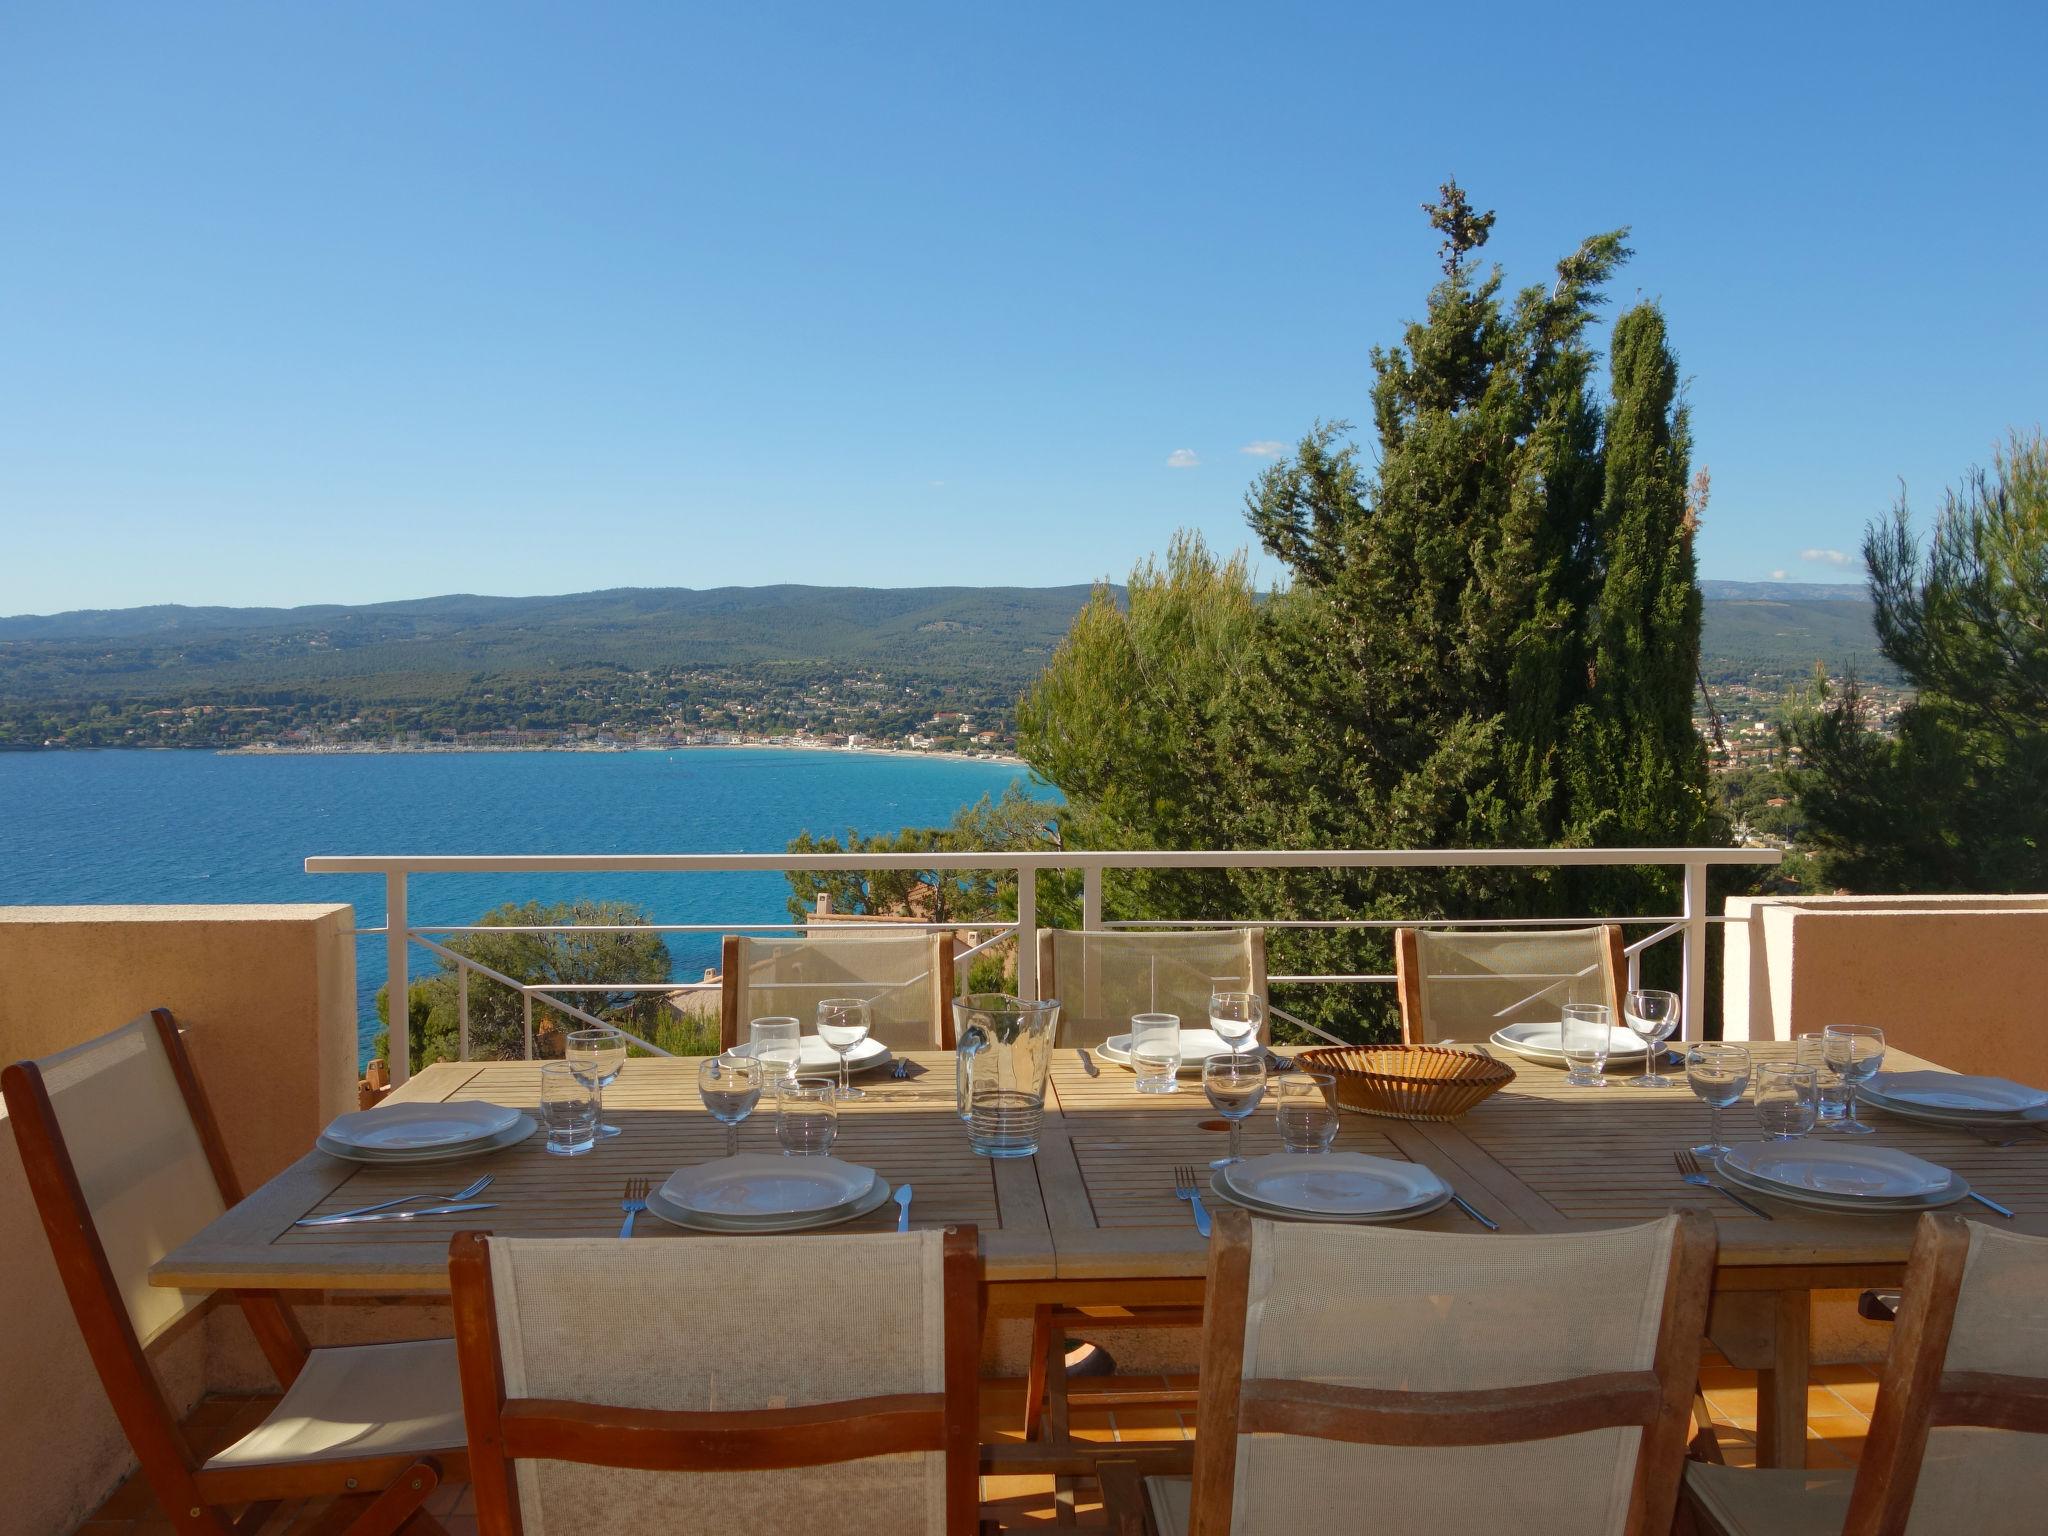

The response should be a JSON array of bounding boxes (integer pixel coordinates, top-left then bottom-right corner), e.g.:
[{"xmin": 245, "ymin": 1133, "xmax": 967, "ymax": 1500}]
[{"xmin": 1814, "ymin": 1370, "xmax": 1881, "ymax": 1415}]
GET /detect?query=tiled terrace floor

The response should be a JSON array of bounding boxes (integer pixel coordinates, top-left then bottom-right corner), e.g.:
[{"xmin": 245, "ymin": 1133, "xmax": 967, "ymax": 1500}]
[{"xmin": 75, "ymin": 1365, "xmax": 1877, "ymax": 1532}]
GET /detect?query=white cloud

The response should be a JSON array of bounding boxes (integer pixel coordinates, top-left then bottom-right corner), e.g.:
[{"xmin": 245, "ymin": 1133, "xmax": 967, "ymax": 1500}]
[
  {"xmin": 1769, "ymin": 570, "xmax": 1789, "ymax": 581},
  {"xmin": 1239, "ymin": 440, "xmax": 1288, "ymax": 458},
  {"xmin": 1800, "ymin": 548, "xmax": 1852, "ymax": 567},
  {"xmin": 1166, "ymin": 448, "xmax": 1200, "ymax": 469}
]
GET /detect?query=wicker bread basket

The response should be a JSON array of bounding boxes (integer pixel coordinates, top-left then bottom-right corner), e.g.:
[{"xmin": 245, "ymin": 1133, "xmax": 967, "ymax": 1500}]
[{"xmin": 1294, "ymin": 1044, "xmax": 1516, "ymax": 1122}]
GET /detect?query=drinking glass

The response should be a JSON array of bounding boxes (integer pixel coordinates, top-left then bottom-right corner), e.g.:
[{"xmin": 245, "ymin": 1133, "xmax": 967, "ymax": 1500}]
[
  {"xmin": 1755, "ymin": 1062, "xmax": 1819, "ymax": 1140},
  {"xmin": 1823, "ymin": 1025, "xmax": 1886, "ymax": 1136},
  {"xmin": 1273, "ymin": 1072, "xmax": 1340, "ymax": 1154},
  {"xmin": 1624, "ymin": 990, "xmax": 1681, "ymax": 1088},
  {"xmin": 816, "ymin": 997, "xmax": 873, "ymax": 1100},
  {"xmin": 538, "ymin": 1062, "xmax": 598, "ymax": 1156},
  {"xmin": 1208, "ymin": 990, "xmax": 1265, "ymax": 1054},
  {"xmin": 565, "ymin": 1026, "xmax": 628, "ymax": 1137},
  {"xmin": 697, "ymin": 1053, "xmax": 764, "ymax": 1157},
  {"xmin": 1203, "ymin": 1052, "xmax": 1269, "ymax": 1169},
  {"xmin": 749, "ymin": 1016, "xmax": 804, "ymax": 1086},
  {"xmin": 1796, "ymin": 1032, "xmax": 1852, "ymax": 1125},
  {"xmin": 1561, "ymin": 1003, "xmax": 1613, "ymax": 1087},
  {"xmin": 775, "ymin": 1075, "xmax": 838, "ymax": 1156},
  {"xmin": 1130, "ymin": 1012, "xmax": 1182, "ymax": 1094},
  {"xmin": 1685, "ymin": 1043, "xmax": 1751, "ymax": 1158}
]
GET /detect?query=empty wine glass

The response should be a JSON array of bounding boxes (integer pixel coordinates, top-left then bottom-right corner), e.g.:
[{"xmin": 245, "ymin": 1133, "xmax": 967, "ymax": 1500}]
[
  {"xmin": 565, "ymin": 1026, "xmax": 628, "ymax": 1137},
  {"xmin": 697, "ymin": 1053, "xmax": 764, "ymax": 1157},
  {"xmin": 816, "ymin": 997, "xmax": 873, "ymax": 1101},
  {"xmin": 1203, "ymin": 1051, "xmax": 1269, "ymax": 1169},
  {"xmin": 749, "ymin": 1016, "xmax": 803, "ymax": 1085},
  {"xmin": 1755, "ymin": 1062, "xmax": 1819, "ymax": 1140},
  {"xmin": 1824, "ymin": 1025, "xmax": 1886, "ymax": 1136},
  {"xmin": 1208, "ymin": 990, "xmax": 1265, "ymax": 1054},
  {"xmin": 1686, "ymin": 1042, "xmax": 1751, "ymax": 1159},
  {"xmin": 1624, "ymin": 990, "xmax": 1681, "ymax": 1088}
]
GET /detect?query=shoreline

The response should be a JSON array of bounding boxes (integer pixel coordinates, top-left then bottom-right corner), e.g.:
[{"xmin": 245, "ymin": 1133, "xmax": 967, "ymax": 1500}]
[{"xmin": 214, "ymin": 740, "xmax": 1031, "ymax": 769}]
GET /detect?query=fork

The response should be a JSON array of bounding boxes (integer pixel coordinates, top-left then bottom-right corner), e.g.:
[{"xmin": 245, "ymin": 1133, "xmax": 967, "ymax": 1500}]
[
  {"xmin": 1969, "ymin": 1124, "xmax": 2048, "ymax": 1148},
  {"xmin": 306, "ymin": 1173, "xmax": 493, "ymax": 1225},
  {"xmin": 619, "ymin": 1177, "xmax": 650, "ymax": 1238},
  {"xmin": 1673, "ymin": 1149, "xmax": 1773, "ymax": 1220},
  {"xmin": 1172, "ymin": 1164, "xmax": 1212, "ymax": 1237}
]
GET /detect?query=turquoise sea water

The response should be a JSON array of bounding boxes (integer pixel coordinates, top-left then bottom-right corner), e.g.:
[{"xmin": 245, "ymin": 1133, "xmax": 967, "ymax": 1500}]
[{"xmin": 0, "ymin": 748, "xmax": 1052, "ymax": 1063}]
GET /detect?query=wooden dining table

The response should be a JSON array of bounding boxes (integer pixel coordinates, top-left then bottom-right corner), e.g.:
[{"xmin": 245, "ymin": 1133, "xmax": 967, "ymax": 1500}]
[{"xmin": 154, "ymin": 1038, "xmax": 2048, "ymax": 1471}]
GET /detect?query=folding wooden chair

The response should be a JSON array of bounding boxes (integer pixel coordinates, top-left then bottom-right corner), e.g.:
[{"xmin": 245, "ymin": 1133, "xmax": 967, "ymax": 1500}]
[
  {"xmin": 3, "ymin": 1009, "xmax": 465, "ymax": 1536},
  {"xmin": 1395, "ymin": 924, "xmax": 1628, "ymax": 1044},
  {"xmin": 449, "ymin": 1225, "xmax": 985, "ymax": 1535},
  {"xmin": 1036, "ymin": 927, "xmax": 1268, "ymax": 1051},
  {"xmin": 720, "ymin": 929, "xmax": 958, "ymax": 1049},
  {"xmin": 1101, "ymin": 1206, "xmax": 1716, "ymax": 1535}
]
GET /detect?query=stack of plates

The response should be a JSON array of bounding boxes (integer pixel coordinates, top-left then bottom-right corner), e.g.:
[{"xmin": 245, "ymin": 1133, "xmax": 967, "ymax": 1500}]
[
  {"xmin": 316, "ymin": 1101, "xmax": 535, "ymax": 1164},
  {"xmin": 729, "ymin": 1036, "xmax": 894, "ymax": 1076},
  {"xmin": 1713, "ymin": 1141, "xmax": 1969, "ymax": 1213},
  {"xmin": 1097, "ymin": 1027, "xmax": 1242, "ymax": 1076},
  {"xmin": 1206, "ymin": 1151, "xmax": 1452, "ymax": 1223},
  {"xmin": 645, "ymin": 1154, "xmax": 892, "ymax": 1233},
  {"xmin": 1860, "ymin": 1071, "xmax": 2048, "ymax": 1129},
  {"xmin": 1488, "ymin": 1021, "xmax": 1671, "ymax": 1067}
]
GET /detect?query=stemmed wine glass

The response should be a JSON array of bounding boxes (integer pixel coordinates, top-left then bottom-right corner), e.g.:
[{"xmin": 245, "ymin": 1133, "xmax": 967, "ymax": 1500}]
[
  {"xmin": 1203, "ymin": 1051, "xmax": 1269, "ymax": 1169},
  {"xmin": 816, "ymin": 997, "xmax": 873, "ymax": 1101},
  {"xmin": 1823, "ymin": 1025, "xmax": 1886, "ymax": 1136},
  {"xmin": 1686, "ymin": 1042, "xmax": 1751, "ymax": 1159},
  {"xmin": 565, "ymin": 1026, "xmax": 628, "ymax": 1138},
  {"xmin": 697, "ymin": 1053, "xmax": 764, "ymax": 1158},
  {"xmin": 1624, "ymin": 990, "xmax": 1681, "ymax": 1088},
  {"xmin": 1208, "ymin": 990, "xmax": 1265, "ymax": 1055}
]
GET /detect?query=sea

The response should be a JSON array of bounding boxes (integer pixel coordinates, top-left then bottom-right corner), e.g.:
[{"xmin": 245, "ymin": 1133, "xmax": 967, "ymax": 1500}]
[{"xmin": 0, "ymin": 748, "xmax": 1054, "ymax": 1065}]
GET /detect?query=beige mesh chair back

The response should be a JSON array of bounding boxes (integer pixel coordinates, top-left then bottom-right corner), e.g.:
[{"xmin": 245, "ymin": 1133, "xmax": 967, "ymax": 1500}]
[
  {"xmin": 720, "ymin": 930, "xmax": 956, "ymax": 1051},
  {"xmin": 450, "ymin": 1226, "xmax": 982, "ymax": 1536},
  {"xmin": 1395, "ymin": 925, "xmax": 1626, "ymax": 1045},
  {"xmin": 1037, "ymin": 928, "xmax": 1267, "ymax": 1049},
  {"xmin": 1117, "ymin": 1208, "xmax": 1714, "ymax": 1536},
  {"xmin": 1685, "ymin": 1214, "xmax": 2048, "ymax": 1536}
]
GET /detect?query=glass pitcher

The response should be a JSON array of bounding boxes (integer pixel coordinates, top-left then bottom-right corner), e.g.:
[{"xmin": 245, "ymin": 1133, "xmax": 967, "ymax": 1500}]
[{"xmin": 953, "ymin": 993, "xmax": 1061, "ymax": 1158}]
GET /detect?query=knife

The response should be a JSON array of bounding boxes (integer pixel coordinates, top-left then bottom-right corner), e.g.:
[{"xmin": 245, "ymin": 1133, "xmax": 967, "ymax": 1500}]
[
  {"xmin": 1967, "ymin": 1190, "xmax": 2015, "ymax": 1220},
  {"xmin": 295, "ymin": 1201, "xmax": 498, "ymax": 1228},
  {"xmin": 1077, "ymin": 1048, "xmax": 1099, "ymax": 1078}
]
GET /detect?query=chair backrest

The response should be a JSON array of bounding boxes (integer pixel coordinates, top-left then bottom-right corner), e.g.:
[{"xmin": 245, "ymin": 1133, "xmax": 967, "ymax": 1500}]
[
  {"xmin": 720, "ymin": 931, "xmax": 955, "ymax": 1051},
  {"xmin": 1396, "ymin": 925, "xmax": 1626, "ymax": 1045},
  {"xmin": 450, "ymin": 1226, "xmax": 981, "ymax": 1536},
  {"xmin": 1840, "ymin": 1215, "xmax": 2048, "ymax": 1535},
  {"xmin": 1037, "ymin": 928, "xmax": 1267, "ymax": 1049},
  {"xmin": 1188, "ymin": 1208, "xmax": 1714, "ymax": 1536}
]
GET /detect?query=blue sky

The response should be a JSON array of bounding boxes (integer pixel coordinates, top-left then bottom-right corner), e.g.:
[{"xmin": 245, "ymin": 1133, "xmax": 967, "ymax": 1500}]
[{"xmin": 2, "ymin": 1, "xmax": 2042, "ymax": 614}]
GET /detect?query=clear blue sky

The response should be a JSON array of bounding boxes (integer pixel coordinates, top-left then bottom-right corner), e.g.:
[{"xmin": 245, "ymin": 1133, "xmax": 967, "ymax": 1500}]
[{"xmin": 3, "ymin": 1, "xmax": 2042, "ymax": 615}]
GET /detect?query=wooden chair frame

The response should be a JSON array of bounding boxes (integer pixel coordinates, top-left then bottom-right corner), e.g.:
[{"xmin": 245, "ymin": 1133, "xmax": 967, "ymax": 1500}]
[
  {"xmin": 450, "ymin": 1225, "xmax": 985, "ymax": 1536},
  {"xmin": 719, "ymin": 930, "xmax": 959, "ymax": 1049},
  {"xmin": 2, "ymin": 1008, "xmax": 460, "ymax": 1536},
  {"xmin": 1394, "ymin": 923, "xmax": 1628, "ymax": 1045}
]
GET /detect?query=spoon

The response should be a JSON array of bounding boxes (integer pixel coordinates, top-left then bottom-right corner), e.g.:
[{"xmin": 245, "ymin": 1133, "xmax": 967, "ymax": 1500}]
[{"xmin": 894, "ymin": 1183, "xmax": 913, "ymax": 1232}]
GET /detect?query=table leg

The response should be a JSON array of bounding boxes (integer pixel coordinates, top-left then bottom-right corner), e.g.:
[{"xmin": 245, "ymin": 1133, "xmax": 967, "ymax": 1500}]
[{"xmin": 1755, "ymin": 1290, "xmax": 1811, "ymax": 1470}]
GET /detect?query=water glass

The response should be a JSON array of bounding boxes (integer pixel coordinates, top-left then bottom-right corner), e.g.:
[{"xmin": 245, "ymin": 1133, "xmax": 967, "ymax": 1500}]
[
  {"xmin": 1561, "ymin": 1003, "xmax": 1613, "ymax": 1087},
  {"xmin": 1130, "ymin": 1012, "xmax": 1182, "ymax": 1094},
  {"xmin": 1685, "ymin": 1043, "xmax": 1751, "ymax": 1158},
  {"xmin": 1208, "ymin": 990, "xmax": 1265, "ymax": 1053},
  {"xmin": 1794, "ymin": 1032, "xmax": 1852, "ymax": 1124},
  {"xmin": 1202, "ymin": 1051, "xmax": 1269, "ymax": 1168},
  {"xmin": 1823, "ymin": 1025, "xmax": 1886, "ymax": 1136},
  {"xmin": 1755, "ymin": 1062, "xmax": 1819, "ymax": 1140},
  {"xmin": 1624, "ymin": 990, "xmax": 1681, "ymax": 1088},
  {"xmin": 698, "ymin": 1053, "xmax": 765, "ymax": 1158},
  {"xmin": 775, "ymin": 1075, "xmax": 839, "ymax": 1156},
  {"xmin": 817, "ymin": 997, "xmax": 873, "ymax": 1101},
  {"xmin": 1273, "ymin": 1071, "xmax": 1340, "ymax": 1153},
  {"xmin": 539, "ymin": 1062, "xmax": 598, "ymax": 1156},
  {"xmin": 749, "ymin": 1016, "xmax": 804, "ymax": 1085},
  {"xmin": 565, "ymin": 1026, "xmax": 628, "ymax": 1138}
]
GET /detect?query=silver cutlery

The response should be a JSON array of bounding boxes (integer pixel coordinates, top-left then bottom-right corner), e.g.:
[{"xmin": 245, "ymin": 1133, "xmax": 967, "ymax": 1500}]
[
  {"xmin": 1673, "ymin": 1149, "xmax": 1775, "ymax": 1220},
  {"xmin": 894, "ymin": 1183, "xmax": 914, "ymax": 1232},
  {"xmin": 619, "ymin": 1176, "xmax": 650, "ymax": 1238},
  {"xmin": 1968, "ymin": 1124, "xmax": 2048, "ymax": 1148},
  {"xmin": 1077, "ymin": 1048, "xmax": 1099, "ymax": 1077},
  {"xmin": 892, "ymin": 1058, "xmax": 913, "ymax": 1080},
  {"xmin": 1450, "ymin": 1192, "xmax": 1499, "ymax": 1231},
  {"xmin": 1264, "ymin": 1050, "xmax": 1296, "ymax": 1072},
  {"xmin": 296, "ymin": 1200, "xmax": 497, "ymax": 1228},
  {"xmin": 1172, "ymin": 1164, "xmax": 1212, "ymax": 1237},
  {"xmin": 309, "ymin": 1173, "xmax": 493, "ymax": 1224},
  {"xmin": 1967, "ymin": 1190, "xmax": 2015, "ymax": 1219}
]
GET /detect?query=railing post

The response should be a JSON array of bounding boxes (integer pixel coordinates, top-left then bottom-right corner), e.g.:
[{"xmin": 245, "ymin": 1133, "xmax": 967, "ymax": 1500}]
[
  {"xmin": 523, "ymin": 992, "xmax": 535, "ymax": 1060},
  {"xmin": 385, "ymin": 871, "xmax": 409, "ymax": 1086},
  {"xmin": 1082, "ymin": 865, "xmax": 1103, "ymax": 932},
  {"xmin": 1682, "ymin": 858, "xmax": 1709, "ymax": 1041},
  {"xmin": 1016, "ymin": 865, "xmax": 1038, "ymax": 1000},
  {"xmin": 457, "ymin": 963, "xmax": 470, "ymax": 1062}
]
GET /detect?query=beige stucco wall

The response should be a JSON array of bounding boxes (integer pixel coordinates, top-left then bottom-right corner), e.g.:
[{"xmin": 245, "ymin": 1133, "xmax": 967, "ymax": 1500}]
[{"xmin": 0, "ymin": 905, "xmax": 357, "ymax": 1536}]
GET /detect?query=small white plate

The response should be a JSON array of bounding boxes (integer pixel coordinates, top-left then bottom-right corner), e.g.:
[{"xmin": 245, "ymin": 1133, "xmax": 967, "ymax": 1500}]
[
  {"xmin": 1867, "ymin": 1071, "xmax": 2048, "ymax": 1115},
  {"xmin": 645, "ymin": 1177, "xmax": 893, "ymax": 1234},
  {"xmin": 661, "ymin": 1154, "xmax": 875, "ymax": 1218},
  {"xmin": 317, "ymin": 1113, "xmax": 536, "ymax": 1165},
  {"xmin": 1208, "ymin": 1170, "xmax": 1452, "ymax": 1224},
  {"xmin": 1490, "ymin": 1021, "xmax": 1655, "ymax": 1063},
  {"xmin": 730, "ymin": 1036, "xmax": 894, "ymax": 1076},
  {"xmin": 1097, "ymin": 1028, "xmax": 1241, "ymax": 1074},
  {"xmin": 322, "ymin": 1100, "xmax": 522, "ymax": 1151},
  {"xmin": 1721, "ymin": 1140, "xmax": 1952, "ymax": 1200},
  {"xmin": 1714, "ymin": 1155, "xmax": 1969, "ymax": 1213},
  {"xmin": 1222, "ymin": 1151, "xmax": 1448, "ymax": 1214}
]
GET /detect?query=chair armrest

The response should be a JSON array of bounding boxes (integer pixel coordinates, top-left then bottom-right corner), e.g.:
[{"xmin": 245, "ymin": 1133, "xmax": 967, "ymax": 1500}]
[{"xmin": 1097, "ymin": 1457, "xmax": 1151, "ymax": 1536}]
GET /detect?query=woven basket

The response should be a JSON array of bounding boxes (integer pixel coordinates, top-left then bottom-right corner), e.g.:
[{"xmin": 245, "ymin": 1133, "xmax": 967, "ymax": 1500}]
[{"xmin": 1294, "ymin": 1044, "xmax": 1516, "ymax": 1123}]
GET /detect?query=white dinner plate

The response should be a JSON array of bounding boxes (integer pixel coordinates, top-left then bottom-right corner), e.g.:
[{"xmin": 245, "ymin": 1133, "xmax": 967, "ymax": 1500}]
[
  {"xmin": 1714, "ymin": 1154, "xmax": 1969, "ymax": 1213},
  {"xmin": 1858, "ymin": 1091, "xmax": 2048, "ymax": 1130},
  {"xmin": 1222, "ymin": 1151, "xmax": 1448, "ymax": 1215},
  {"xmin": 730, "ymin": 1035, "xmax": 894, "ymax": 1076},
  {"xmin": 317, "ymin": 1113, "xmax": 536, "ymax": 1165},
  {"xmin": 1490, "ymin": 1021, "xmax": 1658, "ymax": 1063},
  {"xmin": 1208, "ymin": 1170, "xmax": 1452, "ymax": 1225},
  {"xmin": 1097, "ymin": 1028, "xmax": 1241, "ymax": 1074},
  {"xmin": 645, "ymin": 1176, "xmax": 893, "ymax": 1234},
  {"xmin": 322, "ymin": 1100, "xmax": 522, "ymax": 1151},
  {"xmin": 1721, "ymin": 1140, "xmax": 1952, "ymax": 1200},
  {"xmin": 1865, "ymin": 1071, "xmax": 2048, "ymax": 1115},
  {"xmin": 660, "ymin": 1154, "xmax": 875, "ymax": 1218}
]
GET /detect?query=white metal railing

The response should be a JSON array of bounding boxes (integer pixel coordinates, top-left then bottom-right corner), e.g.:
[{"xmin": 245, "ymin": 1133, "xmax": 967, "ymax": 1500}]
[{"xmin": 308, "ymin": 847, "xmax": 1779, "ymax": 1084}]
